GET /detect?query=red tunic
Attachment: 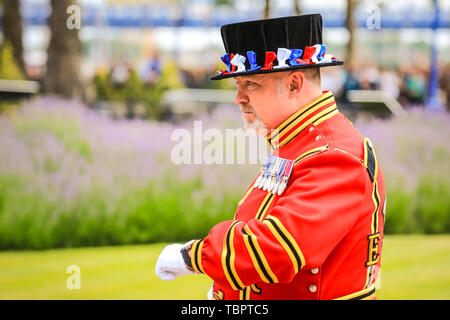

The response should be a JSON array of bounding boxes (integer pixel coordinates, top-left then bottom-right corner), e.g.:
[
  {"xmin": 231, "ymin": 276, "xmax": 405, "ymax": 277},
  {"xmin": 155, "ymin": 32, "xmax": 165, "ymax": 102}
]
[{"xmin": 189, "ymin": 91, "xmax": 386, "ymax": 300}]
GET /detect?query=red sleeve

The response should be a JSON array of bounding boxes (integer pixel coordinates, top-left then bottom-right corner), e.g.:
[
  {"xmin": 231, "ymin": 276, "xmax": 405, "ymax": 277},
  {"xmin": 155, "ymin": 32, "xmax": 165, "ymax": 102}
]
[{"xmin": 190, "ymin": 149, "xmax": 368, "ymax": 290}]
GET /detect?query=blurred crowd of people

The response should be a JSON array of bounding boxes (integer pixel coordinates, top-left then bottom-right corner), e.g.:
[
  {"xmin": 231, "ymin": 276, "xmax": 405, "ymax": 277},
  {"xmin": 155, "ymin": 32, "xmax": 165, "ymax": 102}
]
[
  {"xmin": 179, "ymin": 62, "xmax": 450, "ymax": 110},
  {"xmin": 100, "ymin": 53, "xmax": 450, "ymax": 111},
  {"xmin": 108, "ymin": 53, "xmax": 162, "ymax": 87},
  {"xmin": 329, "ymin": 63, "xmax": 450, "ymax": 108}
]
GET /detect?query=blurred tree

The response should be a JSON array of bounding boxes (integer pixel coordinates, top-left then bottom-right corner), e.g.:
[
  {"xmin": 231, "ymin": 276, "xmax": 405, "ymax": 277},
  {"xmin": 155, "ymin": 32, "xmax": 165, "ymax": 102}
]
[
  {"xmin": 264, "ymin": 0, "xmax": 270, "ymax": 18},
  {"xmin": 346, "ymin": 0, "xmax": 358, "ymax": 63},
  {"xmin": 1, "ymin": 0, "xmax": 26, "ymax": 76},
  {"xmin": 294, "ymin": 0, "xmax": 301, "ymax": 15},
  {"xmin": 43, "ymin": 0, "xmax": 84, "ymax": 98}
]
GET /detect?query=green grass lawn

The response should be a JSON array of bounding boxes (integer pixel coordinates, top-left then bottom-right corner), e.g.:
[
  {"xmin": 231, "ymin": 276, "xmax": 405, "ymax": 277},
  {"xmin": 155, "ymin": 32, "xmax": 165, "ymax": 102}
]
[{"xmin": 0, "ymin": 235, "xmax": 449, "ymax": 300}]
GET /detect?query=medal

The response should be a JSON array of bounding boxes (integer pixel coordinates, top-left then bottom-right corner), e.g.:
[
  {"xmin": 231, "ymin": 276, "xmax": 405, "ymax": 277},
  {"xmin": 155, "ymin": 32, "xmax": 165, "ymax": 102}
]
[
  {"xmin": 264, "ymin": 157, "xmax": 281, "ymax": 191},
  {"xmin": 272, "ymin": 159, "xmax": 286, "ymax": 194},
  {"xmin": 277, "ymin": 159, "xmax": 294, "ymax": 195},
  {"xmin": 259, "ymin": 156, "xmax": 276, "ymax": 189},
  {"xmin": 254, "ymin": 156, "xmax": 294, "ymax": 195},
  {"xmin": 277, "ymin": 180, "xmax": 287, "ymax": 196},
  {"xmin": 254, "ymin": 156, "xmax": 272, "ymax": 188},
  {"xmin": 267, "ymin": 158, "xmax": 281, "ymax": 192}
]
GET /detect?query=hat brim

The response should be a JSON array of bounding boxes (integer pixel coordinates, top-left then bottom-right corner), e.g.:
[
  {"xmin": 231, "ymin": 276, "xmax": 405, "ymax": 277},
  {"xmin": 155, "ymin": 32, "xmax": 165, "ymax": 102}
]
[{"xmin": 210, "ymin": 61, "xmax": 344, "ymax": 80}]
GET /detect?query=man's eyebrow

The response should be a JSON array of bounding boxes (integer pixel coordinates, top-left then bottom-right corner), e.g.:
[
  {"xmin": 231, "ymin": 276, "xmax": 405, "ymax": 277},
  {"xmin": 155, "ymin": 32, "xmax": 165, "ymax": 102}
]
[
  {"xmin": 234, "ymin": 75, "xmax": 266, "ymax": 85},
  {"xmin": 240, "ymin": 77, "xmax": 263, "ymax": 83}
]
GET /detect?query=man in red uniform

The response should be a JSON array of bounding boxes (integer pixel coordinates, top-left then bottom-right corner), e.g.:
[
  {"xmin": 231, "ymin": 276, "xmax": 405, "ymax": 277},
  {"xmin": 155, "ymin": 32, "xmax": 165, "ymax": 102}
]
[{"xmin": 155, "ymin": 14, "xmax": 386, "ymax": 300}]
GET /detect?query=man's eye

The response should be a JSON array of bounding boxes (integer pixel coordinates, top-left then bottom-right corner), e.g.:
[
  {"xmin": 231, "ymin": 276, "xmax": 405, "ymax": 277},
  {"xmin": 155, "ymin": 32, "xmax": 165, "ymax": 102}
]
[{"xmin": 246, "ymin": 81, "xmax": 258, "ymax": 86}]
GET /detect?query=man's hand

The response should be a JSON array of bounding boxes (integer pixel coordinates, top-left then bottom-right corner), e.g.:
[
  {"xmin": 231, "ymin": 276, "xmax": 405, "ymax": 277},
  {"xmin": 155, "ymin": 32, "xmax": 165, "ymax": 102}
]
[{"xmin": 155, "ymin": 242, "xmax": 197, "ymax": 281}]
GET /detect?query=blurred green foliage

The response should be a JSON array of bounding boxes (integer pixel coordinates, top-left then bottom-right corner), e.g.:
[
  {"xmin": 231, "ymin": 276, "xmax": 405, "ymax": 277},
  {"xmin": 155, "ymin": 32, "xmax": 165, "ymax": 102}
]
[
  {"xmin": 0, "ymin": 41, "xmax": 25, "ymax": 80},
  {"xmin": 0, "ymin": 172, "xmax": 239, "ymax": 250},
  {"xmin": 214, "ymin": 0, "xmax": 232, "ymax": 5},
  {"xmin": 1, "ymin": 168, "xmax": 448, "ymax": 250},
  {"xmin": 0, "ymin": 41, "xmax": 26, "ymax": 113},
  {"xmin": 93, "ymin": 60, "xmax": 184, "ymax": 119},
  {"xmin": 383, "ymin": 170, "xmax": 450, "ymax": 234}
]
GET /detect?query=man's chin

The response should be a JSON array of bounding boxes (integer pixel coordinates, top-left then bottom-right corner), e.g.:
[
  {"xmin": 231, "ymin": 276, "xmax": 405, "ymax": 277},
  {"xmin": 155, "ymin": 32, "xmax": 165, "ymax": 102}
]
[{"xmin": 244, "ymin": 119, "xmax": 268, "ymax": 136}]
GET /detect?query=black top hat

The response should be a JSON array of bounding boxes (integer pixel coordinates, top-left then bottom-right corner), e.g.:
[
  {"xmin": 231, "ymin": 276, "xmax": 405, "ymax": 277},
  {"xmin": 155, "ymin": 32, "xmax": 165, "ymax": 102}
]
[{"xmin": 211, "ymin": 14, "xmax": 343, "ymax": 80}]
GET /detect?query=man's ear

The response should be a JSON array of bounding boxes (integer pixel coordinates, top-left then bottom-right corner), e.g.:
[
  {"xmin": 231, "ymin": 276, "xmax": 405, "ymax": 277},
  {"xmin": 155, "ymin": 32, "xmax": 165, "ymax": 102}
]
[{"xmin": 288, "ymin": 71, "xmax": 305, "ymax": 98}]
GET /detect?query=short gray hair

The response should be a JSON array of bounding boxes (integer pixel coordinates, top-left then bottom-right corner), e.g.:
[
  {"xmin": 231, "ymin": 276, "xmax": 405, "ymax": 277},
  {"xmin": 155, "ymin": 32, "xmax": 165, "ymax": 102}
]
[{"xmin": 298, "ymin": 68, "xmax": 321, "ymax": 86}]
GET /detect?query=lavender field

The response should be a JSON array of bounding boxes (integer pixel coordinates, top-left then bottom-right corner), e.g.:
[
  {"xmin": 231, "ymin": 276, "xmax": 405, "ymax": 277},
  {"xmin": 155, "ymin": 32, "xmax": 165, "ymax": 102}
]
[
  {"xmin": 0, "ymin": 98, "xmax": 449, "ymax": 250},
  {"xmin": 355, "ymin": 108, "xmax": 450, "ymax": 234}
]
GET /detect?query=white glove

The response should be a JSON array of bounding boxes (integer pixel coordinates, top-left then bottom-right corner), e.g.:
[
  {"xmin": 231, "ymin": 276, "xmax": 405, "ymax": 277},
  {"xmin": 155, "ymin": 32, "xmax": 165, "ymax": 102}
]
[
  {"xmin": 207, "ymin": 286, "xmax": 213, "ymax": 300},
  {"xmin": 155, "ymin": 243, "xmax": 197, "ymax": 281}
]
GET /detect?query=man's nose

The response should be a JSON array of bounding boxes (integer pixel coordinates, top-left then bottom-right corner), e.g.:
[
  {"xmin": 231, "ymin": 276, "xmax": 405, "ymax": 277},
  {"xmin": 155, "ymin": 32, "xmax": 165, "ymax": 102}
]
[{"xmin": 234, "ymin": 85, "xmax": 249, "ymax": 106}]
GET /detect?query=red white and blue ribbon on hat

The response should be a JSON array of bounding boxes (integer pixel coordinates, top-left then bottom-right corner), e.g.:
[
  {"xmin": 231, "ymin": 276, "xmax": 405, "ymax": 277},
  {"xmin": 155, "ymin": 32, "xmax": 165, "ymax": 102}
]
[{"xmin": 218, "ymin": 44, "xmax": 340, "ymax": 76}]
